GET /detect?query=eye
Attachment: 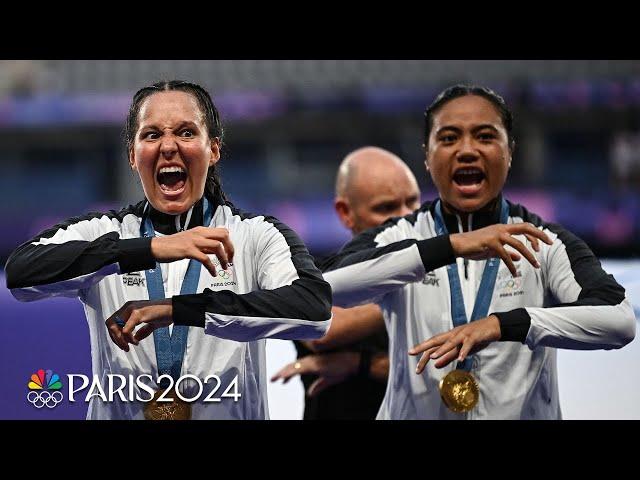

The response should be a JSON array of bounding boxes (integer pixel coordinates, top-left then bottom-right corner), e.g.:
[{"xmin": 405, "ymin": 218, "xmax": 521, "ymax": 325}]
[
  {"xmin": 141, "ymin": 130, "xmax": 160, "ymax": 140},
  {"xmin": 439, "ymin": 133, "xmax": 457, "ymax": 144},
  {"xmin": 180, "ymin": 129, "xmax": 195, "ymax": 138},
  {"xmin": 373, "ymin": 202, "xmax": 398, "ymax": 213},
  {"xmin": 478, "ymin": 131, "xmax": 497, "ymax": 142}
]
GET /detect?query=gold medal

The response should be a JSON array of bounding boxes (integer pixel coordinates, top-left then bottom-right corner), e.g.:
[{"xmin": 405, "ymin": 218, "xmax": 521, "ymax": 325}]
[
  {"xmin": 439, "ymin": 369, "xmax": 479, "ymax": 413},
  {"xmin": 143, "ymin": 388, "xmax": 192, "ymax": 420}
]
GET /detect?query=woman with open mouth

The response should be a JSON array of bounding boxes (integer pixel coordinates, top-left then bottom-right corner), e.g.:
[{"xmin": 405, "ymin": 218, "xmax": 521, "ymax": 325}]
[
  {"xmin": 321, "ymin": 85, "xmax": 636, "ymax": 419},
  {"xmin": 5, "ymin": 80, "xmax": 333, "ymax": 420}
]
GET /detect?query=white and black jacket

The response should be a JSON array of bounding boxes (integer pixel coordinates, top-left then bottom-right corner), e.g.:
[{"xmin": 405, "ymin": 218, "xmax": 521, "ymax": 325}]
[
  {"xmin": 5, "ymin": 197, "xmax": 332, "ymax": 420},
  {"xmin": 321, "ymin": 195, "xmax": 636, "ymax": 420}
]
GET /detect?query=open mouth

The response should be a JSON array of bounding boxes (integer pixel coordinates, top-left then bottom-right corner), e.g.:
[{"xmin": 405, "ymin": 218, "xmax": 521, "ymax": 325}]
[
  {"xmin": 453, "ymin": 167, "xmax": 485, "ymax": 187},
  {"xmin": 157, "ymin": 166, "xmax": 187, "ymax": 193}
]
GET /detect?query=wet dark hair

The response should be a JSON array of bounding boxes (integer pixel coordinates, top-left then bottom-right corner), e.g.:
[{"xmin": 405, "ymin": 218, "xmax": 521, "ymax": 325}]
[
  {"xmin": 423, "ymin": 84, "xmax": 515, "ymax": 152},
  {"xmin": 124, "ymin": 79, "xmax": 227, "ymax": 204}
]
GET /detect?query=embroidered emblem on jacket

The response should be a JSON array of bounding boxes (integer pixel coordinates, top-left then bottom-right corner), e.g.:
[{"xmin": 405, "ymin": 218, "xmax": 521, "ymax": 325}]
[
  {"xmin": 208, "ymin": 260, "xmax": 237, "ymax": 288},
  {"xmin": 496, "ymin": 267, "xmax": 524, "ymax": 297}
]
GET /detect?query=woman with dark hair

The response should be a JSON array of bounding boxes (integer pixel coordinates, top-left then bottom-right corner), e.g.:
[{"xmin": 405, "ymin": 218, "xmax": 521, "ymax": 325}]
[
  {"xmin": 321, "ymin": 85, "xmax": 636, "ymax": 419},
  {"xmin": 5, "ymin": 80, "xmax": 332, "ymax": 420}
]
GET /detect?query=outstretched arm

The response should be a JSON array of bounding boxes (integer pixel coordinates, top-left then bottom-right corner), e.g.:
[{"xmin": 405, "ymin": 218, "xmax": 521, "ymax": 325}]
[
  {"xmin": 324, "ymin": 219, "xmax": 552, "ymax": 307},
  {"xmin": 6, "ymin": 209, "xmax": 155, "ymax": 301}
]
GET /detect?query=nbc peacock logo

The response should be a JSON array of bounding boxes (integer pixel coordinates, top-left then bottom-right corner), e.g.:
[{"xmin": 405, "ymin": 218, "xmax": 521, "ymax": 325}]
[{"xmin": 27, "ymin": 369, "xmax": 64, "ymax": 409}]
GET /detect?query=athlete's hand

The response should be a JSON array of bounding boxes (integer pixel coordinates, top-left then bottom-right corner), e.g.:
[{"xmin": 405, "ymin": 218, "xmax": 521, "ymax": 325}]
[
  {"xmin": 270, "ymin": 352, "xmax": 360, "ymax": 397},
  {"xmin": 409, "ymin": 315, "xmax": 501, "ymax": 373},
  {"xmin": 105, "ymin": 299, "xmax": 173, "ymax": 351},
  {"xmin": 151, "ymin": 226, "xmax": 234, "ymax": 277},
  {"xmin": 449, "ymin": 223, "xmax": 552, "ymax": 277}
]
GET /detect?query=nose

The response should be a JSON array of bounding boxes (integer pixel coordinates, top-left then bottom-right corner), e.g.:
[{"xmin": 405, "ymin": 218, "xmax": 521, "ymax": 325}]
[
  {"xmin": 456, "ymin": 135, "xmax": 479, "ymax": 163},
  {"xmin": 159, "ymin": 134, "xmax": 178, "ymax": 157}
]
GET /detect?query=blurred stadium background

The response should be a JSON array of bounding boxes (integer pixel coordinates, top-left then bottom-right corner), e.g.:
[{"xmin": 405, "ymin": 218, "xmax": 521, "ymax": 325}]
[{"xmin": 0, "ymin": 60, "xmax": 638, "ymax": 419}]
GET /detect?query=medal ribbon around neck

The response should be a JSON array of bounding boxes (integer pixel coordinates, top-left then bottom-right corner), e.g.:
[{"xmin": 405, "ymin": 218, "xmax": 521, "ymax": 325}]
[
  {"xmin": 432, "ymin": 196, "xmax": 509, "ymax": 371},
  {"xmin": 141, "ymin": 197, "xmax": 213, "ymax": 389}
]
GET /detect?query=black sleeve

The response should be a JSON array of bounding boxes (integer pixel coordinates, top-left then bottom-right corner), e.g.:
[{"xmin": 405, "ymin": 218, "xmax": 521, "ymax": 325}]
[{"xmin": 5, "ymin": 206, "xmax": 154, "ymax": 300}]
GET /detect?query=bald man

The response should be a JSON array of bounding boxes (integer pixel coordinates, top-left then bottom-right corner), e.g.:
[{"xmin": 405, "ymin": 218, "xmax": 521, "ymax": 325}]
[{"xmin": 272, "ymin": 147, "xmax": 420, "ymax": 419}]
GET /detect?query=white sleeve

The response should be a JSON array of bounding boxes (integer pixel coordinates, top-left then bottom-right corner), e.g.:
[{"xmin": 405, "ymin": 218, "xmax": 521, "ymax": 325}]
[
  {"xmin": 322, "ymin": 214, "xmax": 455, "ymax": 307},
  {"xmin": 5, "ymin": 209, "xmax": 154, "ymax": 302}
]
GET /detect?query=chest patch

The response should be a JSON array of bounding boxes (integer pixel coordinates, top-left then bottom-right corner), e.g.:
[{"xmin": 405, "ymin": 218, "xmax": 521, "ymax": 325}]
[
  {"xmin": 495, "ymin": 267, "xmax": 525, "ymax": 298},
  {"xmin": 206, "ymin": 258, "xmax": 238, "ymax": 289}
]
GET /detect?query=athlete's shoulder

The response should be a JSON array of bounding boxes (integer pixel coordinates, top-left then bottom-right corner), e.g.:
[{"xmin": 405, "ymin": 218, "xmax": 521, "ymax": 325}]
[
  {"xmin": 506, "ymin": 198, "xmax": 567, "ymax": 232},
  {"xmin": 220, "ymin": 201, "xmax": 292, "ymax": 230},
  {"xmin": 31, "ymin": 200, "xmax": 146, "ymax": 242},
  {"xmin": 506, "ymin": 198, "xmax": 583, "ymax": 247},
  {"xmin": 372, "ymin": 200, "xmax": 434, "ymax": 235},
  {"xmin": 371, "ymin": 200, "xmax": 435, "ymax": 243},
  {"xmin": 506, "ymin": 199, "xmax": 546, "ymax": 227},
  {"xmin": 217, "ymin": 201, "xmax": 309, "ymax": 252}
]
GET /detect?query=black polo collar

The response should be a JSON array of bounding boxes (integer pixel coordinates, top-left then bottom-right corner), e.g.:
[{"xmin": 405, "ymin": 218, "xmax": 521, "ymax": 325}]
[
  {"xmin": 148, "ymin": 197, "xmax": 205, "ymax": 235},
  {"xmin": 430, "ymin": 194, "xmax": 504, "ymax": 233}
]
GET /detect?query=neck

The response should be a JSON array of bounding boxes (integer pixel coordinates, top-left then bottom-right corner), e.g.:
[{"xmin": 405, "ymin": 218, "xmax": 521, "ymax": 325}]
[
  {"xmin": 149, "ymin": 198, "xmax": 203, "ymax": 235},
  {"xmin": 440, "ymin": 196, "xmax": 501, "ymax": 232}
]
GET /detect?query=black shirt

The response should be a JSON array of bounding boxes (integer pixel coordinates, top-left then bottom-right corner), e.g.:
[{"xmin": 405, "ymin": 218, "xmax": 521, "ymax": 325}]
[{"xmin": 294, "ymin": 253, "xmax": 389, "ymax": 420}]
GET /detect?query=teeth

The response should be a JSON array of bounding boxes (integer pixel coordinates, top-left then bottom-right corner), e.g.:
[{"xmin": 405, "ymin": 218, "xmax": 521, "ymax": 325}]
[
  {"xmin": 456, "ymin": 168, "xmax": 483, "ymax": 175},
  {"xmin": 159, "ymin": 166, "xmax": 185, "ymax": 174}
]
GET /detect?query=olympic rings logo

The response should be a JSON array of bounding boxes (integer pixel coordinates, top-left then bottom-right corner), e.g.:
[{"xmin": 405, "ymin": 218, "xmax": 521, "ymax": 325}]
[
  {"xmin": 27, "ymin": 390, "xmax": 63, "ymax": 409},
  {"xmin": 497, "ymin": 277, "xmax": 522, "ymax": 291},
  {"xmin": 218, "ymin": 270, "xmax": 231, "ymax": 280}
]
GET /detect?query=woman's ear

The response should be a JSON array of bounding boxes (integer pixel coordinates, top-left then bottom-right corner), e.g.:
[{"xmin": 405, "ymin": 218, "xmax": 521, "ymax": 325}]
[
  {"xmin": 210, "ymin": 137, "xmax": 221, "ymax": 167},
  {"xmin": 424, "ymin": 144, "xmax": 431, "ymax": 171},
  {"xmin": 129, "ymin": 149, "xmax": 137, "ymax": 171}
]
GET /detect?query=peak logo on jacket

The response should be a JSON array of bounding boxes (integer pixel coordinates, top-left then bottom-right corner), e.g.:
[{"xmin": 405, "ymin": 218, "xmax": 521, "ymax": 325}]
[
  {"xmin": 122, "ymin": 271, "xmax": 145, "ymax": 287},
  {"xmin": 422, "ymin": 272, "xmax": 440, "ymax": 287}
]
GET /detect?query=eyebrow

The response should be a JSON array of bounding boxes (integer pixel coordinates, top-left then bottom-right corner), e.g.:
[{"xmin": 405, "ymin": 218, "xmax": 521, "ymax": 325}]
[
  {"xmin": 174, "ymin": 120, "xmax": 199, "ymax": 130},
  {"xmin": 436, "ymin": 124, "xmax": 500, "ymax": 135},
  {"xmin": 372, "ymin": 195, "xmax": 419, "ymax": 206},
  {"xmin": 139, "ymin": 120, "xmax": 199, "ymax": 131},
  {"xmin": 371, "ymin": 198, "xmax": 400, "ymax": 206}
]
